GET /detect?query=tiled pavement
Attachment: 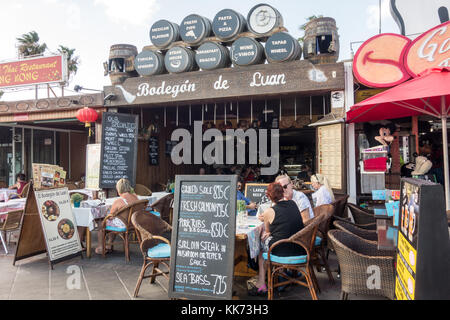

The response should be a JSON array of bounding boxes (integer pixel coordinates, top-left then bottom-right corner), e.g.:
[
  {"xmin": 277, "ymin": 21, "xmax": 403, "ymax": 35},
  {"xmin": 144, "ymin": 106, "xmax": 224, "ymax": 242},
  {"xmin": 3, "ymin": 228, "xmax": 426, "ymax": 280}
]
[{"xmin": 0, "ymin": 234, "xmax": 385, "ymax": 300}]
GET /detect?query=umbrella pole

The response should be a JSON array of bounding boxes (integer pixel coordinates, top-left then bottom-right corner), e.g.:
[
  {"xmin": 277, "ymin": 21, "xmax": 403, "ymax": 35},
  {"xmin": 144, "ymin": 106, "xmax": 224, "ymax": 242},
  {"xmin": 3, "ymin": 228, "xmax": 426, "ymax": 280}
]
[{"xmin": 442, "ymin": 96, "xmax": 450, "ymax": 211}]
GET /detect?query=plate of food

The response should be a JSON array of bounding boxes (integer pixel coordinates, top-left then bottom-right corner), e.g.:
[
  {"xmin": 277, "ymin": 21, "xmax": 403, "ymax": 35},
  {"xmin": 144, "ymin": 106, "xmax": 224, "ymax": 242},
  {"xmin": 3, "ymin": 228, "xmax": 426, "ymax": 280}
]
[
  {"xmin": 57, "ymin": 219, "xmax": 75, "ymax": 240},
  {"xmin": 42, "ymin": 200, "xmax": 60, "ymax": 221}
]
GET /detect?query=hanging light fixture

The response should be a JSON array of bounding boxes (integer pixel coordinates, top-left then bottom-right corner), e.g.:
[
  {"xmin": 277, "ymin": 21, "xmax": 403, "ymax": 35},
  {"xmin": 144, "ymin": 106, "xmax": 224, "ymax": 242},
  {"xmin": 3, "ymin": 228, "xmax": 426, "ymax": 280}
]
[{"xmin": 76, "ymin": 107, "xmax": 98, "ymax": 137}]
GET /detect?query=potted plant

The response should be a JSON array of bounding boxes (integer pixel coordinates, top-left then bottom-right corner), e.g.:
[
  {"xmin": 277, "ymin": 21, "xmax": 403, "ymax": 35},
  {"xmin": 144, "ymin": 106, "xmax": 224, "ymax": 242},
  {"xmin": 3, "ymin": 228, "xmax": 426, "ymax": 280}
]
[{"xmin": 71, "ymin": 193, "xmax": 84, "ymax": 207}]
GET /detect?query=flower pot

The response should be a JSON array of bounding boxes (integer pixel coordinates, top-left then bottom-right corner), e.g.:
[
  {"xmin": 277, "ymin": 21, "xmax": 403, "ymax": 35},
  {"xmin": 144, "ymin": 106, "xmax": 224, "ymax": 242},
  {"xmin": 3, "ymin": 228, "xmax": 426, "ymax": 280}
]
[{"xmin": 74, "ymin": 201, "xmax": 81, "ymax": 208}]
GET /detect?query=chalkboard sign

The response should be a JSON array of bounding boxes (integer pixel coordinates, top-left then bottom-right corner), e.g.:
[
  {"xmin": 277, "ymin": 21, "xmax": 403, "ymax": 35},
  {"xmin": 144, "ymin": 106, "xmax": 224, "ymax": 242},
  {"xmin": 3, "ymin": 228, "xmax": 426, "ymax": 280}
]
[
  {"xmin": 168, "ymin": 175, "xmax": 237, "ymax": 300},
  {"xmin": 99, "ymin": 112, "xmax": 138, "ymax": 189},
  {"xmin": 245, "ymin": 183, "xmax": 270, "ymax": 205},
  {"xmin": 149, "ymin": 136, "xmax": 159, "ymax": 165}
]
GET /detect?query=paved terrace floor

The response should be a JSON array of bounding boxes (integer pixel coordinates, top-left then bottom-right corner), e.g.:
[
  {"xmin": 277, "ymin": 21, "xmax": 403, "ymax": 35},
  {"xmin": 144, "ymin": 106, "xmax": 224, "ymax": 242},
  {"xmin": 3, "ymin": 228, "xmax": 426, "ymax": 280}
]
[{"xmin": 0, "ymin": 233, "xmax": 385, "ymax": 300}]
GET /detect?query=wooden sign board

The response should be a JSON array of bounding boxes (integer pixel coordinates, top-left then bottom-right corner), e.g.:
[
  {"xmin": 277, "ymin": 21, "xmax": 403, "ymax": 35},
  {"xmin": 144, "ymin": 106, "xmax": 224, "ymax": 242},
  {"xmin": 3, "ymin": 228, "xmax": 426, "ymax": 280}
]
[
  {"xmin": 244, "ymin": 183, "xmax": 270, "ymax": 205},
  {"xmin": 99, "ymin": 112, "xmax": 138, "ymax": 188},
  {"xmin": 13, "ymin": 185, "xmax": 82, "ymax": 269},
  {"xmin": 168, "ymin": 175, "xmax": 237, "ymax": 300},
  {"xmin": 395, "ymin": 178, "xmax": 450, "ymax": 300}
]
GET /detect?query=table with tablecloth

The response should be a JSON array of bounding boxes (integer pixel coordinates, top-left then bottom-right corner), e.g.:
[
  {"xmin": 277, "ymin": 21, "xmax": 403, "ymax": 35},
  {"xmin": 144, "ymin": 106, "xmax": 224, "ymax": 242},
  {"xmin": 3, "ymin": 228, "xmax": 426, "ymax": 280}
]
[
  {"xmin": 0, "ymin": 188, "xmax": 19, "ymax": 202},
  {"xmin": 235, "ymin": 215, "xmax": 264, "ymax": 277}
]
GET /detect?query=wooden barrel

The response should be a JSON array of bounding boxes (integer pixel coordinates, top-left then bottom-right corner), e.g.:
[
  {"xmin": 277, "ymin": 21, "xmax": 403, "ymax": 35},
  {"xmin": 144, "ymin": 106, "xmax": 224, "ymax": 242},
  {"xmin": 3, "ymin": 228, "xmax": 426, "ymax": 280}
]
[
  {"xmin": 134, "ymin": 50, "xmax": 166, "ymax": 76},
  {"xmin": 303, "ymin": 17, "xmax": 340, "ymax": 64},
  {"xmin": 212, "ymin": 8, "xmax": 247, "ymax": 41},
  {"xmin": 265, "ymin": 32, "xmax": 302, "ymax": 63},
  {"xmin": 230, "ymin": 37, "xmax": 265, "ymax": 66},
  {"xmin": 164, "ymin": 46, "xmax": 198, "ymax": 73},
  {"xmin": 247, "ymin": 3, "xmax": 284, "ymax": 36},
  {"xmin": 108, "ymin": 44, "xmax": 138, "ymax": 85},
  {"xmin": 179, "ymin": 14, "xmax": 213, "ymax": 46},
  {"xmin": 149, "ymin": 20, "xmax": 180, "ymax": 48},
  {"xmin": 195, "ymin": 42, "xmax": 231, "ymax": 70}
]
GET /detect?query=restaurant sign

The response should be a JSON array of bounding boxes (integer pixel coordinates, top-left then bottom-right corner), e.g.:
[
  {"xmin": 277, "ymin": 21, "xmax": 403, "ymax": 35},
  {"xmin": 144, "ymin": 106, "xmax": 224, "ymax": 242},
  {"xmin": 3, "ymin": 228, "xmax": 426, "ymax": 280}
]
[
  {"xmin": 353, "ymin": 20, "xmax": 450, "ymax": 88},
  {"xmin": 0, "ymin": 54, "xmax": 67, "ymax": 89}
]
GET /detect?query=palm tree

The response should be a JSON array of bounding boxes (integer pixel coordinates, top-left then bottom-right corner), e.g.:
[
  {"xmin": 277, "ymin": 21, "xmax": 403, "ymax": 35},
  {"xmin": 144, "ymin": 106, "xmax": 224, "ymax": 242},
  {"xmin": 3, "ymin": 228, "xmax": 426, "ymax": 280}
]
[
  {"xmin": 16, "ymin": 31, "xmax": 47, "ymax": 58},
  {"xmin": 57, "ymin": 45, "xmax": 80, "ymax": 82},
  {"xmin": 298, "ymin": 15, "xmax": 324, "ymax": 44}
]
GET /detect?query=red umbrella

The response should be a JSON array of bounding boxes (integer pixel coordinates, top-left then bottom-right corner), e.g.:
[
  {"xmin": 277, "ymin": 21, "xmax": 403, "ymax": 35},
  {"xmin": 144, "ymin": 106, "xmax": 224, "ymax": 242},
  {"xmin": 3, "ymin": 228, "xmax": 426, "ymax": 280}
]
[{"xmin": 347, "ymin": 67, "xmax": 450, "ymax": 209}]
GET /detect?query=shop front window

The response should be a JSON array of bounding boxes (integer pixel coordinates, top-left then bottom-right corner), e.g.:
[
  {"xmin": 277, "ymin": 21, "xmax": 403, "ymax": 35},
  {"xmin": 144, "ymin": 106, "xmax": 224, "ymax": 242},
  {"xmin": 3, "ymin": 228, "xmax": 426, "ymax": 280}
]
[
  {"xmin": 33, "ymin": 129, "xmax": 55, "ymax": 165},
  {"xmin": 0, "ymin": 127, "xmax": 12, "ymax": 187}
]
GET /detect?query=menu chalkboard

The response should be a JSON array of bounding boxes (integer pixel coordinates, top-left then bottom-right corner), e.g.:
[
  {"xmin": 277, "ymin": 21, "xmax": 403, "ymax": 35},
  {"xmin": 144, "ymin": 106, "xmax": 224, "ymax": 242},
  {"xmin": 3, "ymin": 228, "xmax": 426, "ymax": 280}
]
[
  {"xmin": 245, "ymin": 183, "xmax": 270, "ymax": 205},
  {"xmin": 148, "ymin": 136, "xmax": 159, "ymax": 165},
  {"xmin": 168, "ymin": 175, "xmax": 237, "ymax": 300},
  {"xmin": 99, "ymin": 112, "xmax": 138, "ymax": 189}
]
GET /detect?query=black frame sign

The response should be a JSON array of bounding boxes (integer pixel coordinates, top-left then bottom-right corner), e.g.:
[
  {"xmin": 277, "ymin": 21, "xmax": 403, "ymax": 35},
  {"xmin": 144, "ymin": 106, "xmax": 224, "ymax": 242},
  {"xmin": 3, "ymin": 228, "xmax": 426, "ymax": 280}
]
[
  {"xmin": 99, "ymin": 112, "xmax": 138, "ymax": 188},
  {"xmin": 245, "ymin": 183, "xmax": 270, "ymax": 204},
  {"xmin": 395, "ymin": 178, "xmax": 450, "ymax": 300},
  {"xmin": 169, "ymin": 175, "xmax": 237, "ymax": 300}
]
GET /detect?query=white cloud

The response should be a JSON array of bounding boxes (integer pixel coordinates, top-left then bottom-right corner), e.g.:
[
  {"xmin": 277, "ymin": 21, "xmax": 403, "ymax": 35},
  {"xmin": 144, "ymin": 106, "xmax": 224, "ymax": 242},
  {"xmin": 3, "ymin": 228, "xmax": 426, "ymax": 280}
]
[
  {"xmin": 366, "ymin": 0, "xmax": 391, "ymax": 31},
  {"xmin": 94, "ymin": 0, "xmax": 160, "ymax": 27},
  {"xmin": 66, "ymin": 3, "xmax": 81, "ymax": 30}
]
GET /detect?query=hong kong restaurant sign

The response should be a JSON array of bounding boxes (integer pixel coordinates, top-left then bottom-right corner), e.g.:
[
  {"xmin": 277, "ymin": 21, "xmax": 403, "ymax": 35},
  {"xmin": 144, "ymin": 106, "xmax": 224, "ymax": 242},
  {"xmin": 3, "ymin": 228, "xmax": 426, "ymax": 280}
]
[
  {"xmin": 0, "ymin": 55, "xmax": 67, "ymax": 89},
  {"xmin": 104, "ymin": 60, "xmax": 345, "ymax": 106},
  {"xmin": 353, "ymin": 20, "xmax": 450, "ymax": 88}
]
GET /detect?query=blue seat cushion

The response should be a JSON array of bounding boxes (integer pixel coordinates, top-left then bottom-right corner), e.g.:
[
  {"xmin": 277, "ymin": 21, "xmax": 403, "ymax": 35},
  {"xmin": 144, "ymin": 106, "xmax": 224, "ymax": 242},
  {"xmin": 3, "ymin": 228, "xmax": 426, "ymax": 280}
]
[
  {"xmin": 147, "ymin": 243, "xmax": 171, "ymax": 258},
  {"xmin": 105, "ymin": 226, "xmax": 127, "ymax": 232},
  {"xmin": 262, "ymin": 252, "xmax": 307, "ymax": 264},
  {"xmin": 150, "ymin": 210, "xmax": 161, "ymax": 217},
  {"xmin": 315, "ymin": 236, "xmax": 322, "ymax": 246}
]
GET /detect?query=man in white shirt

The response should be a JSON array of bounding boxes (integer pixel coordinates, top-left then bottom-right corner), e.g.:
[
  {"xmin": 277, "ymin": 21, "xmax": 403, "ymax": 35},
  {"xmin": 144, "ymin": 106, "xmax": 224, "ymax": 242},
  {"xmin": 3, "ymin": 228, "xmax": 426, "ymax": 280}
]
[{"xmin": 275, "ymin": 174, "xmax": 313, "ymax": 223}]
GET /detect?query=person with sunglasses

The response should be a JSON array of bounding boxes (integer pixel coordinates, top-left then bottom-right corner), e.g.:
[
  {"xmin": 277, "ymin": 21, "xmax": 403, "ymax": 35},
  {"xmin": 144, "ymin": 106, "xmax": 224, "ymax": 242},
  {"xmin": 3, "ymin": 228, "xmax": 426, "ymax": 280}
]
[
  {"xmin": 274, "ymin": 174, "xmax": 313, "ymax": 223},
  {"xmin": 310, "ymin": 173, "xmax": 335, "ymax": 207}
]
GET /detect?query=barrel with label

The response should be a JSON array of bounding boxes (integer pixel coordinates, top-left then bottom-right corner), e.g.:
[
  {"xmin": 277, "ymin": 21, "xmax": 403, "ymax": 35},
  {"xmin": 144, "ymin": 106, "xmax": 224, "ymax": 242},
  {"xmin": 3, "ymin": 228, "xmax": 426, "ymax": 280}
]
[
  {"xmin": 179, "ymin": 14, "xmax": 213, "ymax": 46},
  {"xmin": 149, "ymin": 20, "xmax": 181, "ymax": 49},
  {"xmin": 212, "ymin": 8, "xmax": 247, "ymax": 41},
  {"xmin": 134, "ymin": 50, "xmax": 166, "ymax": 76},
  {"xmin": 164, "ymin": 46, "xmax": 198, "ymax": 73},
  {"xmin": 195, "ymin": 42, "xmax": 231, "ymax": 70},
  {"xmin": 230, "ymin": 37, "xmax": 265, "ymax": 66},
  {"xmin": 108, "ymin": 44, "xmax": 138, "ymax": 85},
  {"xmin": 303, "ymin": 17, "xmax": 340, "ymax": 64},
  {"xmin": 265, "ymin": 32, "xmax": 302, "ymax": 63},
  {"xmin": 247, "ymin": 3, "xmax": 284, "ymax": 36}
]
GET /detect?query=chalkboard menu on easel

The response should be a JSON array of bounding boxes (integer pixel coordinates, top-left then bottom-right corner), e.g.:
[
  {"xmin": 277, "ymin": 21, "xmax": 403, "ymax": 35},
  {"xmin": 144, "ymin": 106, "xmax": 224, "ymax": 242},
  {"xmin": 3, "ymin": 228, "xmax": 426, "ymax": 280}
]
[
  {"xmin": 148, "ymin": 136, "xmax": 159, "ymax": 165},
  {"xmin": 168, "ymin": 175, "xmax": 237, "ymax": 300},
  {"xmin": 245, "ymin": 183, "xmax": 270, "ymax": 204},
  {"xmin": 395, "ymin": 178, "xmax": 450, "ymax": 300},
  {"xmin": 99, "ymin": 112, "xmax": 138, "ymax": 188}
]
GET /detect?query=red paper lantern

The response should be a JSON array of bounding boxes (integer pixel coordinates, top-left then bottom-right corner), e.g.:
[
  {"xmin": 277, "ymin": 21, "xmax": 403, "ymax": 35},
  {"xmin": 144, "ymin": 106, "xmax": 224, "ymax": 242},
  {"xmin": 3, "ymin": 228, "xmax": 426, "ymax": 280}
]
[{"xmin": 76, "ymin": 107, "xmax": 98, "ymax": 136}]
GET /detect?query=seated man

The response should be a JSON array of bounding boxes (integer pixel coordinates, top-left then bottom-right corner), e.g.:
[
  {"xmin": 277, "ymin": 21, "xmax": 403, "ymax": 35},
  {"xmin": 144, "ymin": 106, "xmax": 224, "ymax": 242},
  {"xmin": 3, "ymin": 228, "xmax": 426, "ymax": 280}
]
[
  {"xmin": 237, "ymin": 178, "xmax": 257, "ymax": 216},
  {"xmin": 275, "ymin": 174, "xmax": 313, "ymax": 223}
]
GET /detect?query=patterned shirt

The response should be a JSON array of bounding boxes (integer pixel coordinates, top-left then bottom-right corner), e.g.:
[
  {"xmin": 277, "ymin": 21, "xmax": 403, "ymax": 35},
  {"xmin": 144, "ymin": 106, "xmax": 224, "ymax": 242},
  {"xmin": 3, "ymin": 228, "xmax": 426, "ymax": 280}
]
[{"xmin": 292, "ymin": 190, "xmax": 314, "ymax": 219}]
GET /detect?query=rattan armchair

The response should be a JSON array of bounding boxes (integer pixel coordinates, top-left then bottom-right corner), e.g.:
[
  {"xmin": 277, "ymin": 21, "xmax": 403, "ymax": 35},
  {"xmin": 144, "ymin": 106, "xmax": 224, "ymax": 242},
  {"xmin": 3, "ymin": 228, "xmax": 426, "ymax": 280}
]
[
  {"xmin": 347, "ymin": 203, "xmax": 376, "ymax": 225},
  {"xmin": 101, "ymin": 199, "xmax": 149, "ymax": 261},
  {"xmin": 0, "ymin": 209, "xmax": 23, "ymax": 254},
  {"xmin": 328, "ymin": 230, "xmax": 395, "ymax": 300},
  {"xmin": 150, "ymin": 193, "xmax": 174, "ymax": 225},
  {"xmin": 311, "ymin": 204, "xmax": 335, "ymax": 287},
  {"xmin": 8, "ymin": 182, "xmax": 31, "ymax": 200},
  {"xmin": 332, "ymin": 195, "xmax": 349, "ymax": 219},
  {"xmin": 131, "ymin": 210, "xmax": 172, "ymax": 297},
  {"xmin": 264, "ymin": 214, "xmax": 325, "ymax": 300},
  {"xmin": 134, "ymin": 184, "xmax": 152, "ymax": 196},
  {"xmin": 333, "ymin": 220, "xmax": 378, "ymax": 242}
]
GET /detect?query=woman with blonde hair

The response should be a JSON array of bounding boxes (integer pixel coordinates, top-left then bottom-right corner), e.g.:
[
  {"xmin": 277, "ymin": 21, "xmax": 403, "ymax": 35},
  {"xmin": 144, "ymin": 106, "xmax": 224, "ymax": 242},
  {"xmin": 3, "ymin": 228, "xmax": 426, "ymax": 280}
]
[{"xmin": 310, "ymin": 173, "xmax": 335, "ymax": 207}]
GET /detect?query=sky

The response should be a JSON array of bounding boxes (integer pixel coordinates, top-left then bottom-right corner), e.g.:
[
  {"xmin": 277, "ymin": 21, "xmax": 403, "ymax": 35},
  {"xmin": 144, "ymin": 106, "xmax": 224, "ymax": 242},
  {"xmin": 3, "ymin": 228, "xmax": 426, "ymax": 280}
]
[{"xmin": 0, "ymin": 0, "xmax": 400, "ymax": 101}]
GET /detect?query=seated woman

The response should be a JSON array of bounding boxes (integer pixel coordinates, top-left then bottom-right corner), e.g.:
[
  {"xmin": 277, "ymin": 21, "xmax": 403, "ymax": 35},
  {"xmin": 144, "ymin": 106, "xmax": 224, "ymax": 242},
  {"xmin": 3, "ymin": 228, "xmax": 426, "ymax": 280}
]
[
  {"xmin": 252, "ymin": 182, "xmax": 305, "ymax": 295},
  {"xmin": 8, "ymin": 173, "xmax": 28, "ymax": 199},
  {"xmin": 310, "ymin": 173, "xmax": 335, "ymax": 207},
  {"xmin": 95, "ymin": 178, "xmax": 138, "ymax": 254}
]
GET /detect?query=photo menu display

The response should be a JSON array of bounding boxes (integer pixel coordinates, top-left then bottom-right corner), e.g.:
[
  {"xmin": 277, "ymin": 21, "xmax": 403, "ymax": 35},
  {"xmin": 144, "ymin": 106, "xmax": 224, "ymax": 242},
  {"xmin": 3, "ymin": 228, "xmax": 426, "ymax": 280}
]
[{"xmin": 169, "ymin": 175, "xmax": 237, "ymax": 300}]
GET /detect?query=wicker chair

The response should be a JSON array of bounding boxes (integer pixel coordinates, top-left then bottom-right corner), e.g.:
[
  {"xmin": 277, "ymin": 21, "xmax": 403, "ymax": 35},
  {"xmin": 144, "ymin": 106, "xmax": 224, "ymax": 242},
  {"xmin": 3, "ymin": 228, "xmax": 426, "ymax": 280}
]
[
  {"xmin": 347, "ymin": 203, "xmax": 376, "ymax": 225},
  {"xmin": 0, "ymin": 209, "xmax": 23, "ymax": 254},
  {"xmin": 328, "ymin": 230, "xmax": 395, "ymax": 300},
  {"xmin": 101, "ymin": 199, "xmax": 149, "ymax": 261},
  {"xmin": 131, "ymin": 210, "xmax": 172, "ymax": 297},
  {"xmin": 150, "ymin": 193, "xmax": 174, "ymax": 225},
  {"xmin": 264, "ymin": 214, "xmax": 325, "ymax": 300},
  {"xmin": 66, "ymin": 182, "xmax": 78, "ymax": 190},
  {"xmin": 134, "ymin": 184, "xmax": 152, "ymax": 196},
  {"xmin": 8, "ymin": 182, "xmax": 31, "ymax": 200},
  {"xmin": 311, "ymin": 204, "xmax": 335, "ymax": 286},
  {"xmin": 332, "ymin": 195, "xmax": 349, "ymax": 219},
  {"xmin": 333, "ymin": 220, "xmax": 378, "ymax": 242}
]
